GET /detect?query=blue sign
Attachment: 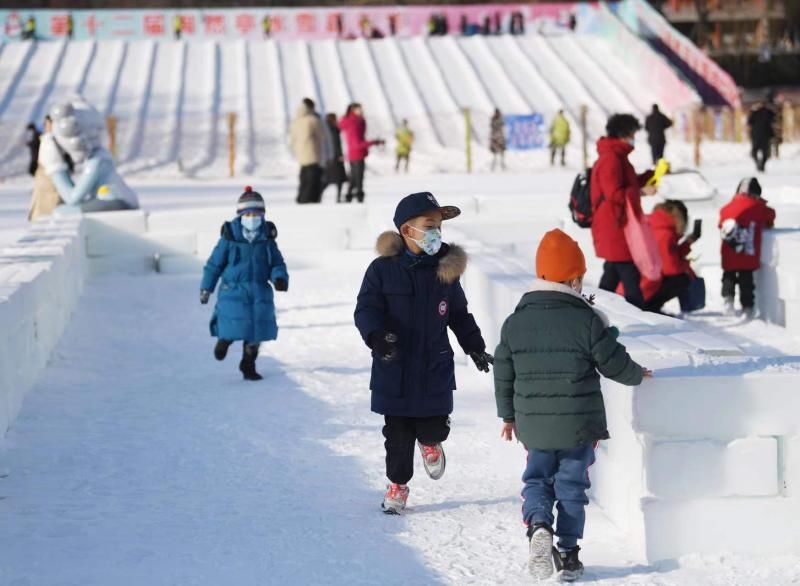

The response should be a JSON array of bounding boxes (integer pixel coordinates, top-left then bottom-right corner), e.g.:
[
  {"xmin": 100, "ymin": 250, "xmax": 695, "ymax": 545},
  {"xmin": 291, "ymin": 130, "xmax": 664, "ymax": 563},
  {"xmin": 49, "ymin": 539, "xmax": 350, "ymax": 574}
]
[{"xmin": 504, "ymin": 114, "xmax": 545, "ymax": 150}]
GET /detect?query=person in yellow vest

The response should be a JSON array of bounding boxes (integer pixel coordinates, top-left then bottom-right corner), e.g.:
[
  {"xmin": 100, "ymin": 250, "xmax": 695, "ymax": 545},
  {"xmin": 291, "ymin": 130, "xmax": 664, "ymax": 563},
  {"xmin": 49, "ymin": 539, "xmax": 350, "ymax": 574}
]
[
  {"xmin": 395, "ymin": 119, "xmax": 415, "ymax": 173},
  {"xmin": 173, "ymin": 14, "xmax": 183, "ymax": 40},
  {"xmin": 549, "ymin": 110, "xmax": 571, "ymax": 167},
  {"xmin": 66, "ymin": 13, "xmax": 74, "ymax": 40},
  {"xmin": 22, "ymin": 16, "xmax": 36, "ymax": 41}
]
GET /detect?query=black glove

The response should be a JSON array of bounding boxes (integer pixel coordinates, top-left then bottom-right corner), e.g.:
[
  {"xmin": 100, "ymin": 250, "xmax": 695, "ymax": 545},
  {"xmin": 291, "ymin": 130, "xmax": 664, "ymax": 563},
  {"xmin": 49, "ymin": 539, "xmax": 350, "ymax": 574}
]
[
  {"xmin": 274, "ymin": 278, "xmax": 288, "ymax": 292},
  {"xmin": 200, "ymin": 289, "xmax": 211, "ymax": 304},
  {"xmin": 470, "ymin": 351, "xmax": 494, "ymax": 373},
  {"xmin": 369, "ymin": 330, "xmax": 399, "ymax": 362}
]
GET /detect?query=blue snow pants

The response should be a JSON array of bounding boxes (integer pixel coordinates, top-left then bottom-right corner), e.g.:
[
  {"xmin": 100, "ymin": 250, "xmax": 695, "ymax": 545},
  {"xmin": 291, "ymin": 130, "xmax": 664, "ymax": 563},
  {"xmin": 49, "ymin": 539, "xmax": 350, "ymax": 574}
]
[{"xmin": 521, "ymin": 443, "xmax": 596, "ymax": 550}]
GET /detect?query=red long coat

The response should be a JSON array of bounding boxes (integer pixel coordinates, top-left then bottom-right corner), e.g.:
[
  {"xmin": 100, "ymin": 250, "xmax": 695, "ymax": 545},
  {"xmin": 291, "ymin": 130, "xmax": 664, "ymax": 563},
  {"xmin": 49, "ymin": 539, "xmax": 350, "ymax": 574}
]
[
  {"xmin": 590, "ymin": 137, "xmax": 653, "ymax": 262},
  {"xmin": 339, "ymin": 113, "xmax": 379, "ymax": 162},
  {"xmin": 719, "ymin": 193, "xmax": 776, "ymax": 271},
  {"xmin": 641, "ymin": 207, "xmax": 693, "ymax": 300}
]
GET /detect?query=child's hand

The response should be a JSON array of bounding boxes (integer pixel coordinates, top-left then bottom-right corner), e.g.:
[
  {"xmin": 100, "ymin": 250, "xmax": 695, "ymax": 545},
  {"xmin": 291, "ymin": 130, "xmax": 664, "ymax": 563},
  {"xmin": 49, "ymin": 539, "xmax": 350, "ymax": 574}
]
[
  {"xmin": 642, "ymin": 367, "xmax": 654, "ymax": 378},
  {"xmin": 274, "ymin": 278, "xmax": 288, "ymax": 292},
  {"xmin": 370, "ymin": 330, "xmax": 399, "ymax": 362},
  {"xmin": 470, "ymin": 351, "xmax": 494, "ymax": 373},
  {"xmin": 500, "ymin": 421, "xmax": 516, "ymax": 442},
  {"xmin": 642, "ymin": 185, "xmax": 658, "ymax": 196},
  {"xmin": 200, "ymin": 289, "xmax": 211, "ymax": 304}
]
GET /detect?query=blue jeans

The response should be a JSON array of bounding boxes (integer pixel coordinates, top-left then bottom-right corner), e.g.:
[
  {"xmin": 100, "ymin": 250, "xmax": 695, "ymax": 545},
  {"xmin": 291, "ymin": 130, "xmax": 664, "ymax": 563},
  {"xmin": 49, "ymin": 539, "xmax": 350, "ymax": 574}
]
[{"xmin": 522, "ymin": 444, "xmax": 596, "ymax": 550}]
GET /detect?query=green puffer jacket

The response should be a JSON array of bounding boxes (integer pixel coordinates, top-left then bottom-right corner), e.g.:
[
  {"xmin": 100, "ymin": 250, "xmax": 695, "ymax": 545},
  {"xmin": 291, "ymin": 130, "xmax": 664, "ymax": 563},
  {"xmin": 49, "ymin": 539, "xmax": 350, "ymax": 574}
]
[{"xmin": 494, "ymin": 281, "xmax": 644, "ymax": 451}]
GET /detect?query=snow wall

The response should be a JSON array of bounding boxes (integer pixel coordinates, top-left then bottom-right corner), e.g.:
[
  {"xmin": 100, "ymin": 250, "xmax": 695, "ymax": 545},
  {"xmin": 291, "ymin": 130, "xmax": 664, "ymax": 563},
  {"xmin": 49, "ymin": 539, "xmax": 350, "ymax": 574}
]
[{"xmin": 5, "ymin": 202, "xmax": 800, "ymax": 562}]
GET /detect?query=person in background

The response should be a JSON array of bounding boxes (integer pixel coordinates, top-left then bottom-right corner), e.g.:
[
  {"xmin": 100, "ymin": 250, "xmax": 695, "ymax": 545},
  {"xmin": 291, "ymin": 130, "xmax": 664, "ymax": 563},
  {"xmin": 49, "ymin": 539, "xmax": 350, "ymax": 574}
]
[
  {"xmin": 323, "ymin": 113, "xmax": 348, "ymax": 203},
  {"xmin": 339, "ymin": 102, "xmax": 384, "ymax": 203},
  {"xmin": 25, "ymin": 122, "xmax": 41, "ymax": 176},
  {"xmin": 22, "ymin": 16, "xmax": 36, "ymax": 40},
  {"xmin": 290, "ymin": 98, "xmax": 325, "ymax": 205},
  {"xmin": 262, "ymin": 15, "xmax": 272, "ymax": 39},
  {"xmin": 748, "ymin": 102, "xmax": 775, "ymax": 172},
  {"xmin": 173, "ymin": 14, "xmax": 183, "ymax": 40},
  {"xmin": 549, "ymin": 110, "xmax": 570, "ymax": 167},
  {"xmin": 644, "ymin": 104, "xmax": 673, "ymax": 165},
  {"xmin": 490, "ymin": 108, "xmax": 506, "ymax": 171},
  {"xmin": 28, "ymin": 116, "xmax": 63, "ymax": 222},
  {"xmin": 590, "ymin": 113, "xmax": 656, "ymax": 309},
  {"xmin": 494, "ymin": 228, "xmax": 649, "ymax": 582},
  {"xmin": 641, "ymin": 200, "xmax": 697, "ymax": 313},
  {"xmin": 395, "ymin": 119, "xmax": 415, "ymax": 174},
  {"xmin": 200, "ymin": 186, "xmax": 289, "ymax": 381},
  {"xmin": 66, "ymin": 13, "xmax": 74, "ymax": 40},
  {"xmin": 719, "ymin": 177, "xmax": 776, "ymax": 318}
]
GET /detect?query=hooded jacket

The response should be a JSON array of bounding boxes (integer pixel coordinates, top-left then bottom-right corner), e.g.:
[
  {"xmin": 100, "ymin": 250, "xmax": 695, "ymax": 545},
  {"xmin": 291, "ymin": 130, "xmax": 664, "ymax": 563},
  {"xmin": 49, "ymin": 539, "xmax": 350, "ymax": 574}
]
[
  {"xmin": 719, "ymin": 193, "xmax": 776, "ymax": 272},
  {"xmin": 339, "ymin": 113, "xmax": 379, "ymax": 162},
  {"xmin": 354, "ymin": 232, "xmax": 485, "ymax": 417},
  {"xmin": 641, "ymin": 207, "xmax": 694, "ymax": 300}
]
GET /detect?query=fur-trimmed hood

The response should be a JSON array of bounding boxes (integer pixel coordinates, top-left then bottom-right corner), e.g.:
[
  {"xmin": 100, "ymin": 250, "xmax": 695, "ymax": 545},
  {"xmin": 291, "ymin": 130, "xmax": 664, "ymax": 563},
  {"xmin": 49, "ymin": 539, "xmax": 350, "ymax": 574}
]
[
  {"xmin": 527, "ymin": 279, "xmax": 610, "ymax": 328},
  {"xmin": 375, "ymin": 231, "xmax": 467, "ymax": 284}
]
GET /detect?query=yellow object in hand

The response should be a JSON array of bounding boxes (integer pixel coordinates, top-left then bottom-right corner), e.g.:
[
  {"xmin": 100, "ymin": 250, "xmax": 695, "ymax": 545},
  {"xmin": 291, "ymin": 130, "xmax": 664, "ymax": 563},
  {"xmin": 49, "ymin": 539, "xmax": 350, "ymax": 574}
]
[
  {"xmin": 97, "ymin": 185, "xmax": 112, "ymax": 200},
  {"xmin": 646, "ymin": 158, "xmax": 670, "ymax": 187}
]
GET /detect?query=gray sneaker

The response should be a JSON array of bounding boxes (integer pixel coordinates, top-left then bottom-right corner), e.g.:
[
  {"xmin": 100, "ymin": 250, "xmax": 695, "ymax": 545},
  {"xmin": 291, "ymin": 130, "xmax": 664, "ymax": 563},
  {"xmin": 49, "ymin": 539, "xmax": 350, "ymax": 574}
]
[{"xmin": 418, "ymin": 442, "xmax": 446, "ymax": 480}]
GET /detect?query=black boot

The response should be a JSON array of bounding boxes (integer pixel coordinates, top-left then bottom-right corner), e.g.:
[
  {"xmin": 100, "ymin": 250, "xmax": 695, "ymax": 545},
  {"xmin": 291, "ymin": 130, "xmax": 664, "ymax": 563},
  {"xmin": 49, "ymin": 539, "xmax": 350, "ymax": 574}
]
[
  {"xmin": 559, "ymin": 546, "xmax": 584, "ymax": 582},
  {"xmin": 239, "ymin": 343, "xmax": 263, "ymax": 381},
  {"xmin": 214, "ymin": 339, "xmax": 232, "ymax": 361}
]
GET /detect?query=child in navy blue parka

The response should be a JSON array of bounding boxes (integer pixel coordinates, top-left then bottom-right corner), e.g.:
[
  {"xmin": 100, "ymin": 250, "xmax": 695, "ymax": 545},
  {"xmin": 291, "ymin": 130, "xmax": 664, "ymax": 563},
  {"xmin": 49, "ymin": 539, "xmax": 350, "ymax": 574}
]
[
  {"xmin": 355, "ymin": 192, "xmax": 493, "ymax": 514},
  {"xmin": 201, "ymin": 186, "xmax": 289, "ymax": 380}
]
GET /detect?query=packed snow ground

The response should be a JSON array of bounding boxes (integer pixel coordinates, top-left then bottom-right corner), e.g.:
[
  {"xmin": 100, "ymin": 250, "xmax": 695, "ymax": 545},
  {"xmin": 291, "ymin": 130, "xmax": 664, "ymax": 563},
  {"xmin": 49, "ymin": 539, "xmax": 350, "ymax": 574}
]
[
  {"xmin": 3, "ymin": 253, "xmax": 800, "ymax": 585},
  {"xmin": 3, "ymin": 151, "xmax": 800, "ymax": 583}
]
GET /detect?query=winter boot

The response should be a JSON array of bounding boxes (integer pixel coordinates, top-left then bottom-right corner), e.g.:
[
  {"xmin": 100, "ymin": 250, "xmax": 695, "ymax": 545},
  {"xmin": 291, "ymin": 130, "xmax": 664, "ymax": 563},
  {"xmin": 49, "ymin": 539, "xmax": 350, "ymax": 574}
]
[
  {"xmin": 723, "ymin": 296, "xmax": 736, "ymax": 316},
  {"xmin": 559, "ymin": 546, "xmax": 585, "ymax": 582},
  {"xmin": 239, "ymin": 343, "xmax": 263, "ymax": 381},
  {"xmin": 743, "ymin": 306, "xmax": 757, "ymax": 320},
  {"xmin": 214, "ymin": 339, "xmax": 232, "ymax": 361},
  {"xmin": 527, "ymin": 523, "xmax": 556, "ymax": 580},
  {"xmin": 382, "ymin": 483, "xmax": 409, "ymax": 515},
  {"xmin": 418, "ymin": 442, "xmax": 446, "ymax": 480}
]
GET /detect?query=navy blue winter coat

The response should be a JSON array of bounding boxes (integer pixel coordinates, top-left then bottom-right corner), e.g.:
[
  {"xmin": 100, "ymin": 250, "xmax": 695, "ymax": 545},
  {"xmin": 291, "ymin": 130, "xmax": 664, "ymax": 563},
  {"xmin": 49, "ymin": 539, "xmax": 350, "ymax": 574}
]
[
  {"xmin": 355, "ymin": 232, "xmax": 485, "ymax": 417},
  {"xmin": 201, "ymin": 217, "xmax": 288, "ymax": 343}
]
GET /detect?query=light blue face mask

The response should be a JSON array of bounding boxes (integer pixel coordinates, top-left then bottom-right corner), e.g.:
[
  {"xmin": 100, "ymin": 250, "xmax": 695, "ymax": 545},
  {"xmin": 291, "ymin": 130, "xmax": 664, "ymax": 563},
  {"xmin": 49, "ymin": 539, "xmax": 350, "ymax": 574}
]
[
  {"xmin": 626, "ymin": 137, "xmax": 636, "ymax": 148},
  {"xmin": 408, "ymin": 226, "xmax": 443, "ymax": 256},
  {"xmin": 241, "ymin": 215, "xmax": 263, "ymax": 231}
]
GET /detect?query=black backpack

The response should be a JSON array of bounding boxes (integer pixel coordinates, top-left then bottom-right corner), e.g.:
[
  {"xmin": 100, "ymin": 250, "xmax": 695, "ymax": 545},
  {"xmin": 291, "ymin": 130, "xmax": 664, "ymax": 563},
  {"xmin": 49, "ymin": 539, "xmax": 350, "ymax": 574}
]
[{"xmin": 568, "ymin": 167, "xmax": 594, "ymax": 228}]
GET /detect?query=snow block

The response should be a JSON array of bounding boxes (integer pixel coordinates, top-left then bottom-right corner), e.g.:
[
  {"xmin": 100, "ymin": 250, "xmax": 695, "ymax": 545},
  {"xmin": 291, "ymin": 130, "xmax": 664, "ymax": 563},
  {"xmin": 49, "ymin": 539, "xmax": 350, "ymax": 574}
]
[
  {"xmin": 88, "ymin": 255, "xmax": 156, "ymax": 276},
  {"xmin": 157, "ymin": 255, "xmax": 204, "ymax": 275},
  {"xmin": 145, "ymin": 207, "xmax": 229, "ymax": 234},
  {"xmin": 646, "ymin": 438, "xmax": 778, "ymax": 498},
  {"xmin": 86, "ymin": 230, "xmax": 196, "ymax": 258},
  {"xmin": 635, "ymin": 373, "xmax": 800, "ymax": 439}
]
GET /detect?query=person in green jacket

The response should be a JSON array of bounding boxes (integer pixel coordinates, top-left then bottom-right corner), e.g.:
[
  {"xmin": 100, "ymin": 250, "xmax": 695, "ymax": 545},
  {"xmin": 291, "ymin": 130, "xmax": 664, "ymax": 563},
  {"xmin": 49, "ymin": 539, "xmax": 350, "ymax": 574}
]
[
  {"xmin": 494, "ymin": 228, "xmax": 651, "ymax": 582},
  {"xmin": 395, "ymin": 120, "xmax": 414, "ymax": 173},
  {"xmin": 549, "ymin": 110, "xmax": 570, "ymax": 167}
]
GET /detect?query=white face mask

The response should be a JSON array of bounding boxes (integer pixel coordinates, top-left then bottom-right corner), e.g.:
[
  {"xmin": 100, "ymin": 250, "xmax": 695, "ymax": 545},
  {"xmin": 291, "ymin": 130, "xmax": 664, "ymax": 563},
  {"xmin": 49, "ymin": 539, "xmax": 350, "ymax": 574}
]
[
  {"xmin": 241, "ymin": 215, "xmax": 263, "ymax": 231},
  {"xmin": 408, "ymin": 225, "xmax": 443, "ymax": 256}
]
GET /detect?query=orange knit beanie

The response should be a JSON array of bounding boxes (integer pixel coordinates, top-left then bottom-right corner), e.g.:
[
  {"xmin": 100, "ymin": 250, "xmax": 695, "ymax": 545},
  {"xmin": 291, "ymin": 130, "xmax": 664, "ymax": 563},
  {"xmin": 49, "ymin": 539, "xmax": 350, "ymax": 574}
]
[{"xmin": 535, "ymin": 228, "xmax": 587, "ymax": 283}]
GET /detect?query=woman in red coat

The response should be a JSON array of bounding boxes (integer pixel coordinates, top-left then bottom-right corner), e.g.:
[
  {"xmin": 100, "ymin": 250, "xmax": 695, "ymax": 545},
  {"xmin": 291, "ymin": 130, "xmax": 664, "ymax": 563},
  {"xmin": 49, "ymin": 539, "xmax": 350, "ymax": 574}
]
[
  {"xmin": 339, "ymin": 103, "xmax": 383, "ymax": 203},
  {"xmin": 590, "ymin": 114, "xmax": 656, "ymax": 308},
  {"xmin": 719, "ymin": 177, "xmax": 775, "ymax": 316},
  {"xmin": 641, "ymin": 200, "xmax": 697, "ymax": 313}
]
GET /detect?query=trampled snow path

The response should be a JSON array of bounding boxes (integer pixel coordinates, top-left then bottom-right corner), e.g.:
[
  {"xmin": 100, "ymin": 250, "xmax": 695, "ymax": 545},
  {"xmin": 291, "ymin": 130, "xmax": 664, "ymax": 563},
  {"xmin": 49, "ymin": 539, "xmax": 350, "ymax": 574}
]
[{"xmin": 2, "ymin": 248, "xmax": 800, "ymax": 584}]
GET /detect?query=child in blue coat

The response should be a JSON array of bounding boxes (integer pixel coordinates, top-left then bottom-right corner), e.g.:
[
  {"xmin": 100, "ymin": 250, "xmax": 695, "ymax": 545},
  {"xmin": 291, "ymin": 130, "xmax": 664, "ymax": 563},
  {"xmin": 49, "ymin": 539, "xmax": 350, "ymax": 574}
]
[
  {"xmin": 200, "ymin": 186, "xmax": 289, "ymax": 380},
  {"xmin": 355, "ymin": 192, "xmax": 493, "ymax": 514}
]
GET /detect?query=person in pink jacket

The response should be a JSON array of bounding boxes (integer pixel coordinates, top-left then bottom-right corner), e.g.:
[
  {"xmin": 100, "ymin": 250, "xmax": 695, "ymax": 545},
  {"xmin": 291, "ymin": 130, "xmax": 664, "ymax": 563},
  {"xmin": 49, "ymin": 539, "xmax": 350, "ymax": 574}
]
[{"xmin": 339, "ymin": 103, "xmax": 384, "ymax": 203}]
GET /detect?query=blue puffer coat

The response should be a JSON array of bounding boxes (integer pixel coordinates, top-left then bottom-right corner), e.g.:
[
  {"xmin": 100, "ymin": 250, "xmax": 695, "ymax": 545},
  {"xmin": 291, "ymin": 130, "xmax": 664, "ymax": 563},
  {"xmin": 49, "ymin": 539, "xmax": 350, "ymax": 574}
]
[
  {"xmin": 355, "ymin": 232, "xmax": 485, "ymax": 417},
  {"xmin": 201, "ymin": 217, "xmax": 288, "ymax": 343}
]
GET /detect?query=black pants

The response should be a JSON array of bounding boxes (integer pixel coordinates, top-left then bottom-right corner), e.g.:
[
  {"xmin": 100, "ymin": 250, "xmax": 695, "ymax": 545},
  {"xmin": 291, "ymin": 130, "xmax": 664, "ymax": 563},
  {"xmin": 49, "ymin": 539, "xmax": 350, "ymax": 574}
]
[
  {"xmin": 297, "ymin": 164, "xmax": 323, "ymax": 204},
  {"xmin": 644, "ymin": 273, "xmax": 690, "ymax": 313},
  {"xmin": 383, "ymin": 415, "xmax": 450, "ymax": 485},
  {"xmin": 598, "ymin": 261, "xmax": 644, "ymax": 309},
  {"xmin": 649, "ymin": 140, "xmax": 665, "ymax": 164},
  {"xmin": 347, "ymin": 160, "xmax": 365, "ymax": 202},
  {"xmin": 751, "ymin": 141, "xmax": 770, "ymax": 172},
  {"xmin": 722, "ymin": 270, "xmax": 755, "ymax": 309},
  {"xmin": 550, "ymin": 145, "xmax": 565, "ymax": 166}
]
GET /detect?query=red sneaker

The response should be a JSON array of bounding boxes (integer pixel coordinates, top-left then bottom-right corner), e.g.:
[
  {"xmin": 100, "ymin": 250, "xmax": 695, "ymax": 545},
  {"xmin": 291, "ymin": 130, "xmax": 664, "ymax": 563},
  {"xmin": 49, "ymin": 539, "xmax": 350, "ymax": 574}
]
[
  {"xmin": 382, "ymin": 483, "xmax": 410, "ymax": 515},
  {"xmin": 418, "ymin": 442, "xmax": 446, "ymax": 480}
]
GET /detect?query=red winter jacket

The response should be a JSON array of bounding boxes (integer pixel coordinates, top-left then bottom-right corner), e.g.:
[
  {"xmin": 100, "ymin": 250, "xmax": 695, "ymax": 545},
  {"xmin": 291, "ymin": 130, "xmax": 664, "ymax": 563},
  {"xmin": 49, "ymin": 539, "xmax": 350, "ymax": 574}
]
[
  {"xmin": 590, "ymin": 137, "xmax": 654, "ymax": 262},
  {"xmin": 719, "ymin": 193, "xmax": 776, "ymax": 271},
  {"xmin": 339, "ymin": 113, "xmax": 379, "ymax": 162},
  {"xmin": 640, "ymin": 207, "xmax": 694, "ymax": 301}
]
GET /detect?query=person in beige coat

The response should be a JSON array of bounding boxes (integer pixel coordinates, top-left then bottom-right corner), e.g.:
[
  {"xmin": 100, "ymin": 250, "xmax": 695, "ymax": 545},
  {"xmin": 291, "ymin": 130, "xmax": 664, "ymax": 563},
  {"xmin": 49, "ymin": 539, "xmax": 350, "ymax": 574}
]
[
  {"xmin": 290, "ymin": 98, "xmax": 326, "ymax": 204},
  {"xmin": 28, "ymin": 116, "xmax": 64, "ymax": 222}
]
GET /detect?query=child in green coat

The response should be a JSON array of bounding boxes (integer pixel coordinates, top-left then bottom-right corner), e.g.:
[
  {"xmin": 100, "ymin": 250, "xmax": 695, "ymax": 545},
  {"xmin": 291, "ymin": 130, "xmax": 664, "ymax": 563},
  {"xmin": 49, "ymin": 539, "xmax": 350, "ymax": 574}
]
[{"xmin": 494, "ymin": 228, "xmax": 651, "ymax": 582}]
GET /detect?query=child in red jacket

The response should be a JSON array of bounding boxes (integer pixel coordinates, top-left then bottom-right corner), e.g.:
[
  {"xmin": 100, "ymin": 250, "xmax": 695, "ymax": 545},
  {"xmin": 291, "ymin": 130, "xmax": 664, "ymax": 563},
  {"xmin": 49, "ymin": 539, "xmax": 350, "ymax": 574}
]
[
  {"xmin": 719, "ymin": 178, "xmax": 776, "ymax": 317},
  {"xmin": 641, "ymin": 200, "xmax": 697, "ymax": 313}
]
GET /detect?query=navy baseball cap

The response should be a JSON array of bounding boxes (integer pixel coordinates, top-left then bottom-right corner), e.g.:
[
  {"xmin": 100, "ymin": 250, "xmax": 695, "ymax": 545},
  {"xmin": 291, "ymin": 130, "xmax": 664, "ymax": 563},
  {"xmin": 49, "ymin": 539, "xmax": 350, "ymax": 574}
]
[{"xmin": 393, "ymin": 192, "xmax": 461, "ymax": 230}]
